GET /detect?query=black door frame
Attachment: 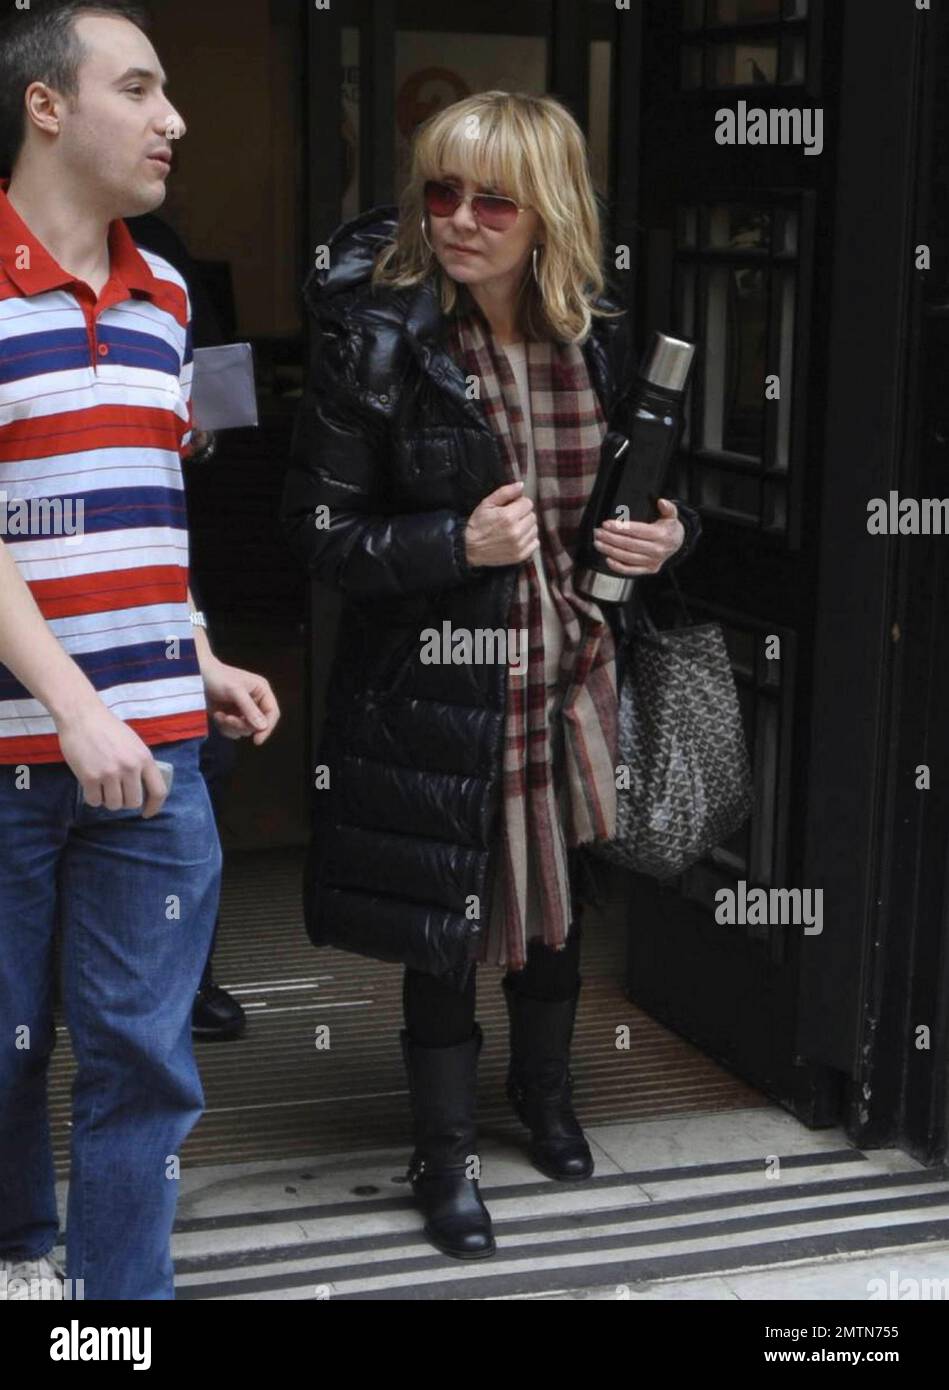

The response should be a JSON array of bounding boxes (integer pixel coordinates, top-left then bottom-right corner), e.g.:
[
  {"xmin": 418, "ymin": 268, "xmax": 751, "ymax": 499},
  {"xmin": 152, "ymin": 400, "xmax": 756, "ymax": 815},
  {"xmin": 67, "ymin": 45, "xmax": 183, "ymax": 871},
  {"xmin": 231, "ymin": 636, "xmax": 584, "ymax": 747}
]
[
  {"xmin": 898, "ymin": 0, "xmax": 949, "ymax": 1164},
  {"xmin": 796, "ymin": 0, "xmax": 949, "ymax": 1164}
]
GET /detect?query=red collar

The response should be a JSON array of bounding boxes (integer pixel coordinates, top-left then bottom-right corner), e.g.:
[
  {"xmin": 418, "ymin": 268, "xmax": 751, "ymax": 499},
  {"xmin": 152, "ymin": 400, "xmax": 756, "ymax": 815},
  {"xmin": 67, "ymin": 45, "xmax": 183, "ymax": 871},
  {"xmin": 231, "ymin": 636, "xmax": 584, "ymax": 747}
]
[{"xmin": 0, "ymin": 180, "xmax": 159, "ymax": 304}]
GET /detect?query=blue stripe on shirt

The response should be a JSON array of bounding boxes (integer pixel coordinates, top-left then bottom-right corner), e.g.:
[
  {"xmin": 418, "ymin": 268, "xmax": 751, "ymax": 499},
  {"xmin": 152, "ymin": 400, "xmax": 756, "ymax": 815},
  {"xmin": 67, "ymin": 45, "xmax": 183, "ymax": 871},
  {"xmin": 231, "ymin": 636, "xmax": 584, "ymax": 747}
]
[
  {"xmin": 0, "ymin": 487, "xmax": 188, "ymax": 541},
  {"xmin": 0, "ymin": 327, "xmax": 90, "ymax": 385},
  {"xmin": 0, "ymin": 639, "xmax": 201, "ymax": 702}
]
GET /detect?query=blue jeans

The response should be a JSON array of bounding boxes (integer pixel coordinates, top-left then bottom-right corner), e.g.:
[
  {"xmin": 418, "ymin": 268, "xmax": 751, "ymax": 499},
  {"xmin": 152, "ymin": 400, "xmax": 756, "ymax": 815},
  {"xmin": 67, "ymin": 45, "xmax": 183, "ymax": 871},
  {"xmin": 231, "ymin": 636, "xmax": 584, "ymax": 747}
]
[{"xmin": 0, "ymin": 737, "xmax": 221, "ymax": 1300}]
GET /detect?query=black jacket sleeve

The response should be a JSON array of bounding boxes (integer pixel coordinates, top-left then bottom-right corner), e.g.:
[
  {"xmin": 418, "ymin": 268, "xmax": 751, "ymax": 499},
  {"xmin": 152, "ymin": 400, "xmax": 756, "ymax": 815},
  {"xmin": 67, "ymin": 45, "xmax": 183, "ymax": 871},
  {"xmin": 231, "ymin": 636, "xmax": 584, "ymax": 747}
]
[
  {"xmin": 281, "ymin": 319, "xmax": 481, "ymax": 599},
  {"xmin": 660, "ymin": 496, "xmax": 702, "ymax": 571}
]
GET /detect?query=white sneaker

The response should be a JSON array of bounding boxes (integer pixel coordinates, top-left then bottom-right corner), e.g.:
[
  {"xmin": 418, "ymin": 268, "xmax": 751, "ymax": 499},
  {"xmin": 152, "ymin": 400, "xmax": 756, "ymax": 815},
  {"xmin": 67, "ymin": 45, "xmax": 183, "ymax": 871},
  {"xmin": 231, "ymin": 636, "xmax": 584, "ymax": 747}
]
[{"xmin": 1, "ymin": 1254, "xmax": 66, "ymax": 1300}]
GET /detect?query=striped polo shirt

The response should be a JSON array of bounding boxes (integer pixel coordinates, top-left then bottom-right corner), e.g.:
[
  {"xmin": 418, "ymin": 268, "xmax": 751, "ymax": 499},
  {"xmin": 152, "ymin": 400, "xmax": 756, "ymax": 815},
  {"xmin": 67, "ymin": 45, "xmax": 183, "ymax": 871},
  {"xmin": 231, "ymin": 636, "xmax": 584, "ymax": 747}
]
[{"xmin": 0, "ymin": 182, "xmax": 208, "ymax": 763}]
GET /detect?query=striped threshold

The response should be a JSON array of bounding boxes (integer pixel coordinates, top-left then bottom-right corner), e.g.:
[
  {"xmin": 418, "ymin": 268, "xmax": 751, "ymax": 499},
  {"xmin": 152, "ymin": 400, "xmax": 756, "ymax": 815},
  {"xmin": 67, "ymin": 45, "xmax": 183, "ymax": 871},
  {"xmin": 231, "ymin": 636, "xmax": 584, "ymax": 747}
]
[
  {"xmin": 171, "ymin": 1148, "xmax": 949, "ymax": 1300},
  {"xmin": 47, "ymin": 848, "xmax": 767, "ymax": 1168}
]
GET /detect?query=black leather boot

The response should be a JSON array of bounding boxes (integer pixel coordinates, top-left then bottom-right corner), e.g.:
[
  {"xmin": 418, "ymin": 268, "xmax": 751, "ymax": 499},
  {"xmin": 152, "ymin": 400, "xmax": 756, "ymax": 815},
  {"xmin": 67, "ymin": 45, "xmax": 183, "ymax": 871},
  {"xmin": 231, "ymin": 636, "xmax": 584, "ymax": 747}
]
[
  {"xmin": 400, "ymin": 1025, "xmax": 496, "ymax": 1259},
  {"xmin": 503, "ymin": 976, "xmax": 595, "ymax": 1181}
]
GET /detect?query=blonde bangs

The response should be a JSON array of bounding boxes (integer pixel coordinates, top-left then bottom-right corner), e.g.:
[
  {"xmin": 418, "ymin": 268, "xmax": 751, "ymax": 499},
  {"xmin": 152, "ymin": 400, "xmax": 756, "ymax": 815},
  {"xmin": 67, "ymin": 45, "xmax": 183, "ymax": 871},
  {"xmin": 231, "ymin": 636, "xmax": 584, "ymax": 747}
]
[
  {"xmin": 416, "ymin": 103, "xmax": 534, "ymax": 211},
  {"xmin": 371, "ymin": 91, "xmax": 622, "ymax": 343}
]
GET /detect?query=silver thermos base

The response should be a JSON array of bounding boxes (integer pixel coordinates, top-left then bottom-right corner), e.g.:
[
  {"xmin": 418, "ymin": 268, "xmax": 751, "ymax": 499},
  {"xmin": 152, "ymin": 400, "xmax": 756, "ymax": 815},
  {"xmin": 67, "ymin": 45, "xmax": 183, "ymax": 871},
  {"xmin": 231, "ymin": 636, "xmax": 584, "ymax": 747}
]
[{"xmin": 575, "ymin": 566, "xmax": 634, "ymax": 605}]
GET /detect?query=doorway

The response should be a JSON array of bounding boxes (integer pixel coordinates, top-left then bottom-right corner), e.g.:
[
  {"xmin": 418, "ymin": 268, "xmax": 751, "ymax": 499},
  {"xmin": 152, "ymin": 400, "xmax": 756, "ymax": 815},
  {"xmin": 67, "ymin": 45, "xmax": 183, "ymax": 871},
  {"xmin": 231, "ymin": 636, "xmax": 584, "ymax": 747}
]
[{"xmin": 48, "ymin": 0, "xmax": 949, "ymax": 1167}]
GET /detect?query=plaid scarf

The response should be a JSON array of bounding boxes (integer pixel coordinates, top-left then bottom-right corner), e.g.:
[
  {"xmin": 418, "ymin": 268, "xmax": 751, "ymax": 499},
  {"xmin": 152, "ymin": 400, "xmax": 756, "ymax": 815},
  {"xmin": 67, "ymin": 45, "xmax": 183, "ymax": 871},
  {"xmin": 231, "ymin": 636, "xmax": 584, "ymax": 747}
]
[{"xmin": 445, "ymin": 309, "xmax": 619, "ymax": 970}]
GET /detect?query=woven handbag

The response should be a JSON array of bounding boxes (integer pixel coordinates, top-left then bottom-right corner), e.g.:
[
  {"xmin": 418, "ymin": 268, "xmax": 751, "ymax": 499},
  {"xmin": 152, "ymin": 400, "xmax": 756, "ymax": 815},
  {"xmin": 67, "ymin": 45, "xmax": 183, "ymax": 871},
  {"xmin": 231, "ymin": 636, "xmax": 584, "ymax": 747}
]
[{"xmin": 591, "ymin": 575, "xmax": 754, "ymax": 880}]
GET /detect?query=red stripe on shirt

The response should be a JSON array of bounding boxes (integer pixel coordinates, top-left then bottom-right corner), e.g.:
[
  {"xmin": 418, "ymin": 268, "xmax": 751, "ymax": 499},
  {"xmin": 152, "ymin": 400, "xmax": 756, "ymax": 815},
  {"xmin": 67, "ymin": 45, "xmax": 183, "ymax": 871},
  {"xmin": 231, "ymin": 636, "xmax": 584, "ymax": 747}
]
[
  {"xmin": 28, "ymin": 565, "xmax": 188, "ymax": 619},
  {"xmin": 0, "ymin": 709, "xmax": 209, "ymax": 765},
  {"xmin": 0, "ymin": 405, "xmax": 185, "ymax": 462}
]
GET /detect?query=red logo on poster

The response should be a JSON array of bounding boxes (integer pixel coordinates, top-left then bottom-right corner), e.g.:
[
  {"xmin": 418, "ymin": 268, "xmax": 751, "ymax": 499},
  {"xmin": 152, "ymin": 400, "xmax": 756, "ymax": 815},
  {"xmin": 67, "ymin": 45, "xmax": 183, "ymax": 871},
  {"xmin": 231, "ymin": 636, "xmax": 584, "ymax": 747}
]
[{"xmin": 396, "ymin": 68, "xmax": 470, "ymax": 135}]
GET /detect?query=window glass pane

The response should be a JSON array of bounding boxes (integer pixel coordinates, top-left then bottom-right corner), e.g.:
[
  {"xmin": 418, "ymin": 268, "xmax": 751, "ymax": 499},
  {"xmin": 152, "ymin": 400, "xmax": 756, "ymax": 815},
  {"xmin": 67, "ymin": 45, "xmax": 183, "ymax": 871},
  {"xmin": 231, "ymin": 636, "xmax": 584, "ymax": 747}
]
[
  {"xmin": 677, "ymin": 206, "xmax": 699, "ymax": 249},
  {"xmin": 702, "ymin": 265, "xmax": 767, "ymax": 458},
  {"xmin": 675, "ymin": 200, "xmax": 800, "ymax": 526},
  {"xmin": 706, "ymin": 204, "xmax": 771, "ymax": 251},
  {"xmin": 775, "ymin": 207, "xmax": 798, "ymax": 254},
  {"xmin": 763, "ymin": 477, "xmax": 788, "ymax": 532},
  {"xmin": 681, "ymin": 385, "xmax": 694, "ymax": 451},
  {"xmin": 393, "ymin": 31, "xmax": 548, "ymax": 195},
  {"xmin": 677, "ymin": 265, "xmax": 696, "ymax": 335},
  {"xmin": 696, "ymin": 464, "xmax": 762, "ymax": 520},
  {"xmin": 588, "ymin": 40, "xmax": 612, "ymax": 198},
  {"xmin": 342, "ymin": 27, "xmax": 360, "ymax": 222},
  {"xmin": 783, "ymin": 33, "xmax": 806, "ymax": 83},
  {"xmin": 774, "ymin": 270, "xmax": 796, "ymax": 471},
  {"xmin": 711, "ymin": 38, "xmax": 778, "ymax": 85},
  {"xmin": 711, "ymin": 0, "xmax": 781, "ymax": 21}
]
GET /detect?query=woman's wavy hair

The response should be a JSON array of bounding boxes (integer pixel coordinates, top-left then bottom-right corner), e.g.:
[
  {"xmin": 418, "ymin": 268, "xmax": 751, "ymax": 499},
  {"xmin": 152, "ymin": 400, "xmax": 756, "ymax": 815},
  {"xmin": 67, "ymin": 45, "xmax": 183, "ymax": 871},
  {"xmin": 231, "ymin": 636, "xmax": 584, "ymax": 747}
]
[{"xmin": 372, "ymin": 90, "xmax": 623, "ymax": 344}]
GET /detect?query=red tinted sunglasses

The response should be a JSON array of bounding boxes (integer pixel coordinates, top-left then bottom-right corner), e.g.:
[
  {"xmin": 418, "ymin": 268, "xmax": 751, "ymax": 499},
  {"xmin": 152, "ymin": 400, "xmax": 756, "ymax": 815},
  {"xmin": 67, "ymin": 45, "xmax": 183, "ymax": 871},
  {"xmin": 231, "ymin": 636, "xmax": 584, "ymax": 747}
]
[{"xmin": 423, "ymin": 179, "xmax": 524, "ymax": 231}]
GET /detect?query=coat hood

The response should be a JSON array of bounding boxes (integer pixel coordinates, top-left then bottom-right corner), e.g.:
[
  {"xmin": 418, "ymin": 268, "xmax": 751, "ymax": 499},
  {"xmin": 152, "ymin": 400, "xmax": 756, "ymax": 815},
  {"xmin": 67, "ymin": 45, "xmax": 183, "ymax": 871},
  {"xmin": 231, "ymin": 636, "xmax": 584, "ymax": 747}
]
[{"xmin": 305, "ymin": 203, "xmax": 399, "ymax": 309}]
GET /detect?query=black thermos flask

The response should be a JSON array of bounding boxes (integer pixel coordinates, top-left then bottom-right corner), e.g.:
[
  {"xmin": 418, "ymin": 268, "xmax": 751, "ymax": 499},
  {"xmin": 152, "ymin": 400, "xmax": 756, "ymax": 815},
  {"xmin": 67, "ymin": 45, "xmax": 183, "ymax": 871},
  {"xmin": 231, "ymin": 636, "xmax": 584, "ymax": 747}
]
[{"xmin": 575, "ymin": 331, "xmax": 695, "ymax": 605}]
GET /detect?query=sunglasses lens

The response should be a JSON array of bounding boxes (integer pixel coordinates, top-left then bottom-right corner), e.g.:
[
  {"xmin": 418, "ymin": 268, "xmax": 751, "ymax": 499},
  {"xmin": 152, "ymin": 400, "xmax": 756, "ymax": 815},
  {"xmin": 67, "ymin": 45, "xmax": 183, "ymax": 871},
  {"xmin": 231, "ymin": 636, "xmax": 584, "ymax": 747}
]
[
  {"xmin": 473, "ymin": 195, "xmax": 518, "ymax": 230},
  {"xmin": 424, "ymin": 181, "xmax": 460, "ymax": 217}
]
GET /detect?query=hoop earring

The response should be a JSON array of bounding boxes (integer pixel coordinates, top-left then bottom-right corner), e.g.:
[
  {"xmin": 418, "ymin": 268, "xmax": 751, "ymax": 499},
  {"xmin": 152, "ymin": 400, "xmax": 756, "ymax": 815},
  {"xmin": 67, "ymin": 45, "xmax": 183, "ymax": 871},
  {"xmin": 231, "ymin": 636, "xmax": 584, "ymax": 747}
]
[
  {"xmin": 532, "ymin": 243, "xmax": 542, "ymax": 283},
  {"xmin": 420, "ymin": 214, "xmax": 434, "ymax": 254}
]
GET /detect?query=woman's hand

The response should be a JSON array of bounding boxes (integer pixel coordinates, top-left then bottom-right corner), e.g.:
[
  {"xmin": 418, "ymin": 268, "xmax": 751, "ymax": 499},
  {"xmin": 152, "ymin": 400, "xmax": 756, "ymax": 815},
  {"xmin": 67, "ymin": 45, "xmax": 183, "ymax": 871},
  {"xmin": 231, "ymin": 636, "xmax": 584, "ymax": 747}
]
[
  {"xmin": 465, "ymin": 481, "xmax": 539, "ymax": 567},
  {"xmin": 593, "ymin": 498, "xmax": 685, "ymax": 576}
]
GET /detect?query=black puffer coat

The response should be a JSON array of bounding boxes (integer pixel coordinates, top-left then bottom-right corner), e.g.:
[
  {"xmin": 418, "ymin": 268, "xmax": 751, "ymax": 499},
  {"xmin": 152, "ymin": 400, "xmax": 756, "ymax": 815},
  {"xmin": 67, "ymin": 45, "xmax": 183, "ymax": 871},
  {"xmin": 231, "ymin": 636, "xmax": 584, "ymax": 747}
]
[{"xmin": 281, "ymin": 205, "xmax": 701, "ymax": 986}]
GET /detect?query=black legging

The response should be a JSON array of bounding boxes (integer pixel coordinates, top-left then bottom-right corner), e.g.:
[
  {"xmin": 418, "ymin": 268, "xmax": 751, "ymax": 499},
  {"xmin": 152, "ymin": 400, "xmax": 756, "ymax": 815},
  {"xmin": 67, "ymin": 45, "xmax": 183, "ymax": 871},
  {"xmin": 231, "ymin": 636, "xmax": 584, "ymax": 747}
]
[{"xmin": 403, "ymin": 921, "xmax": 582, "ymax": 1047}]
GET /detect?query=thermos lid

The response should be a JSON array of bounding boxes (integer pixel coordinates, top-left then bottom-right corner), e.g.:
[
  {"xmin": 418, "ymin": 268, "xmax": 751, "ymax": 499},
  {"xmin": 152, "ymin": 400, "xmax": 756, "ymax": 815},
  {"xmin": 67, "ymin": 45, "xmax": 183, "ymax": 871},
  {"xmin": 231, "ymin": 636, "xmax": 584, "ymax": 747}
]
[{"xmin": 641, "ymin": 332, "xmax": 695, "ymax": 394}]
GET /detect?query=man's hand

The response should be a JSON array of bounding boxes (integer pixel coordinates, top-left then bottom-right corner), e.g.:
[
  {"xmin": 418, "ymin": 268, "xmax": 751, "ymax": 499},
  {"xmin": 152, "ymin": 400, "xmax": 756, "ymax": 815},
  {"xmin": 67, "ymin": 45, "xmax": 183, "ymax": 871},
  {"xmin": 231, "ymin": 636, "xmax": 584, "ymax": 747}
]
[
  {"xmin": 593, "ymin": 498, "xmax": 685, "ymax": 576},
  {"xmin": 56, "ymin": 701, "xmax": 169, "ymax": 817},
  {"xmin": 184, "ymin": 429, "xmax": 217, "ymax": 464},
  {"xmin": 200, "ymin": 656, "xmax": 280, "ymax": 745}
]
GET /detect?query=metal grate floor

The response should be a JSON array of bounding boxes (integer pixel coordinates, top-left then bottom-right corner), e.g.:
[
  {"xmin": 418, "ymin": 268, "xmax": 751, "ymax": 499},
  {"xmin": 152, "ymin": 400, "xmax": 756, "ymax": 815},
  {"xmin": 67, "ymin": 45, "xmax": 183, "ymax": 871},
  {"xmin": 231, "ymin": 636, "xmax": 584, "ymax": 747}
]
[{"xmin": 47, "ymin": 848, "xmax": 768, "ymax": 1169}]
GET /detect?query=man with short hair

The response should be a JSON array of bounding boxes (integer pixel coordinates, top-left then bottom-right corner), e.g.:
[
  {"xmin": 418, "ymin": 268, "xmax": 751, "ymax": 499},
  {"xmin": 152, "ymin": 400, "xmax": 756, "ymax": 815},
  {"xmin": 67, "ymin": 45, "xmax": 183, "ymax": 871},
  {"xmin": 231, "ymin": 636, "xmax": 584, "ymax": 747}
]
[{"xmin": 0, "ymin": 1, "xmax": 279, "ymax": 1299}]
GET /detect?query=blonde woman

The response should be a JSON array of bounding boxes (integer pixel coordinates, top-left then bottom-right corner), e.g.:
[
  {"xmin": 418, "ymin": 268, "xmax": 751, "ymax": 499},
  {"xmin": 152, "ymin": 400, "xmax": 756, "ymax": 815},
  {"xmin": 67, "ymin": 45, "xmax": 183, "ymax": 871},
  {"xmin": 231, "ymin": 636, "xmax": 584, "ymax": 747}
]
[{"xmin": 282, "ymin": 91, "xmax": 700, "ymax": 1259}]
